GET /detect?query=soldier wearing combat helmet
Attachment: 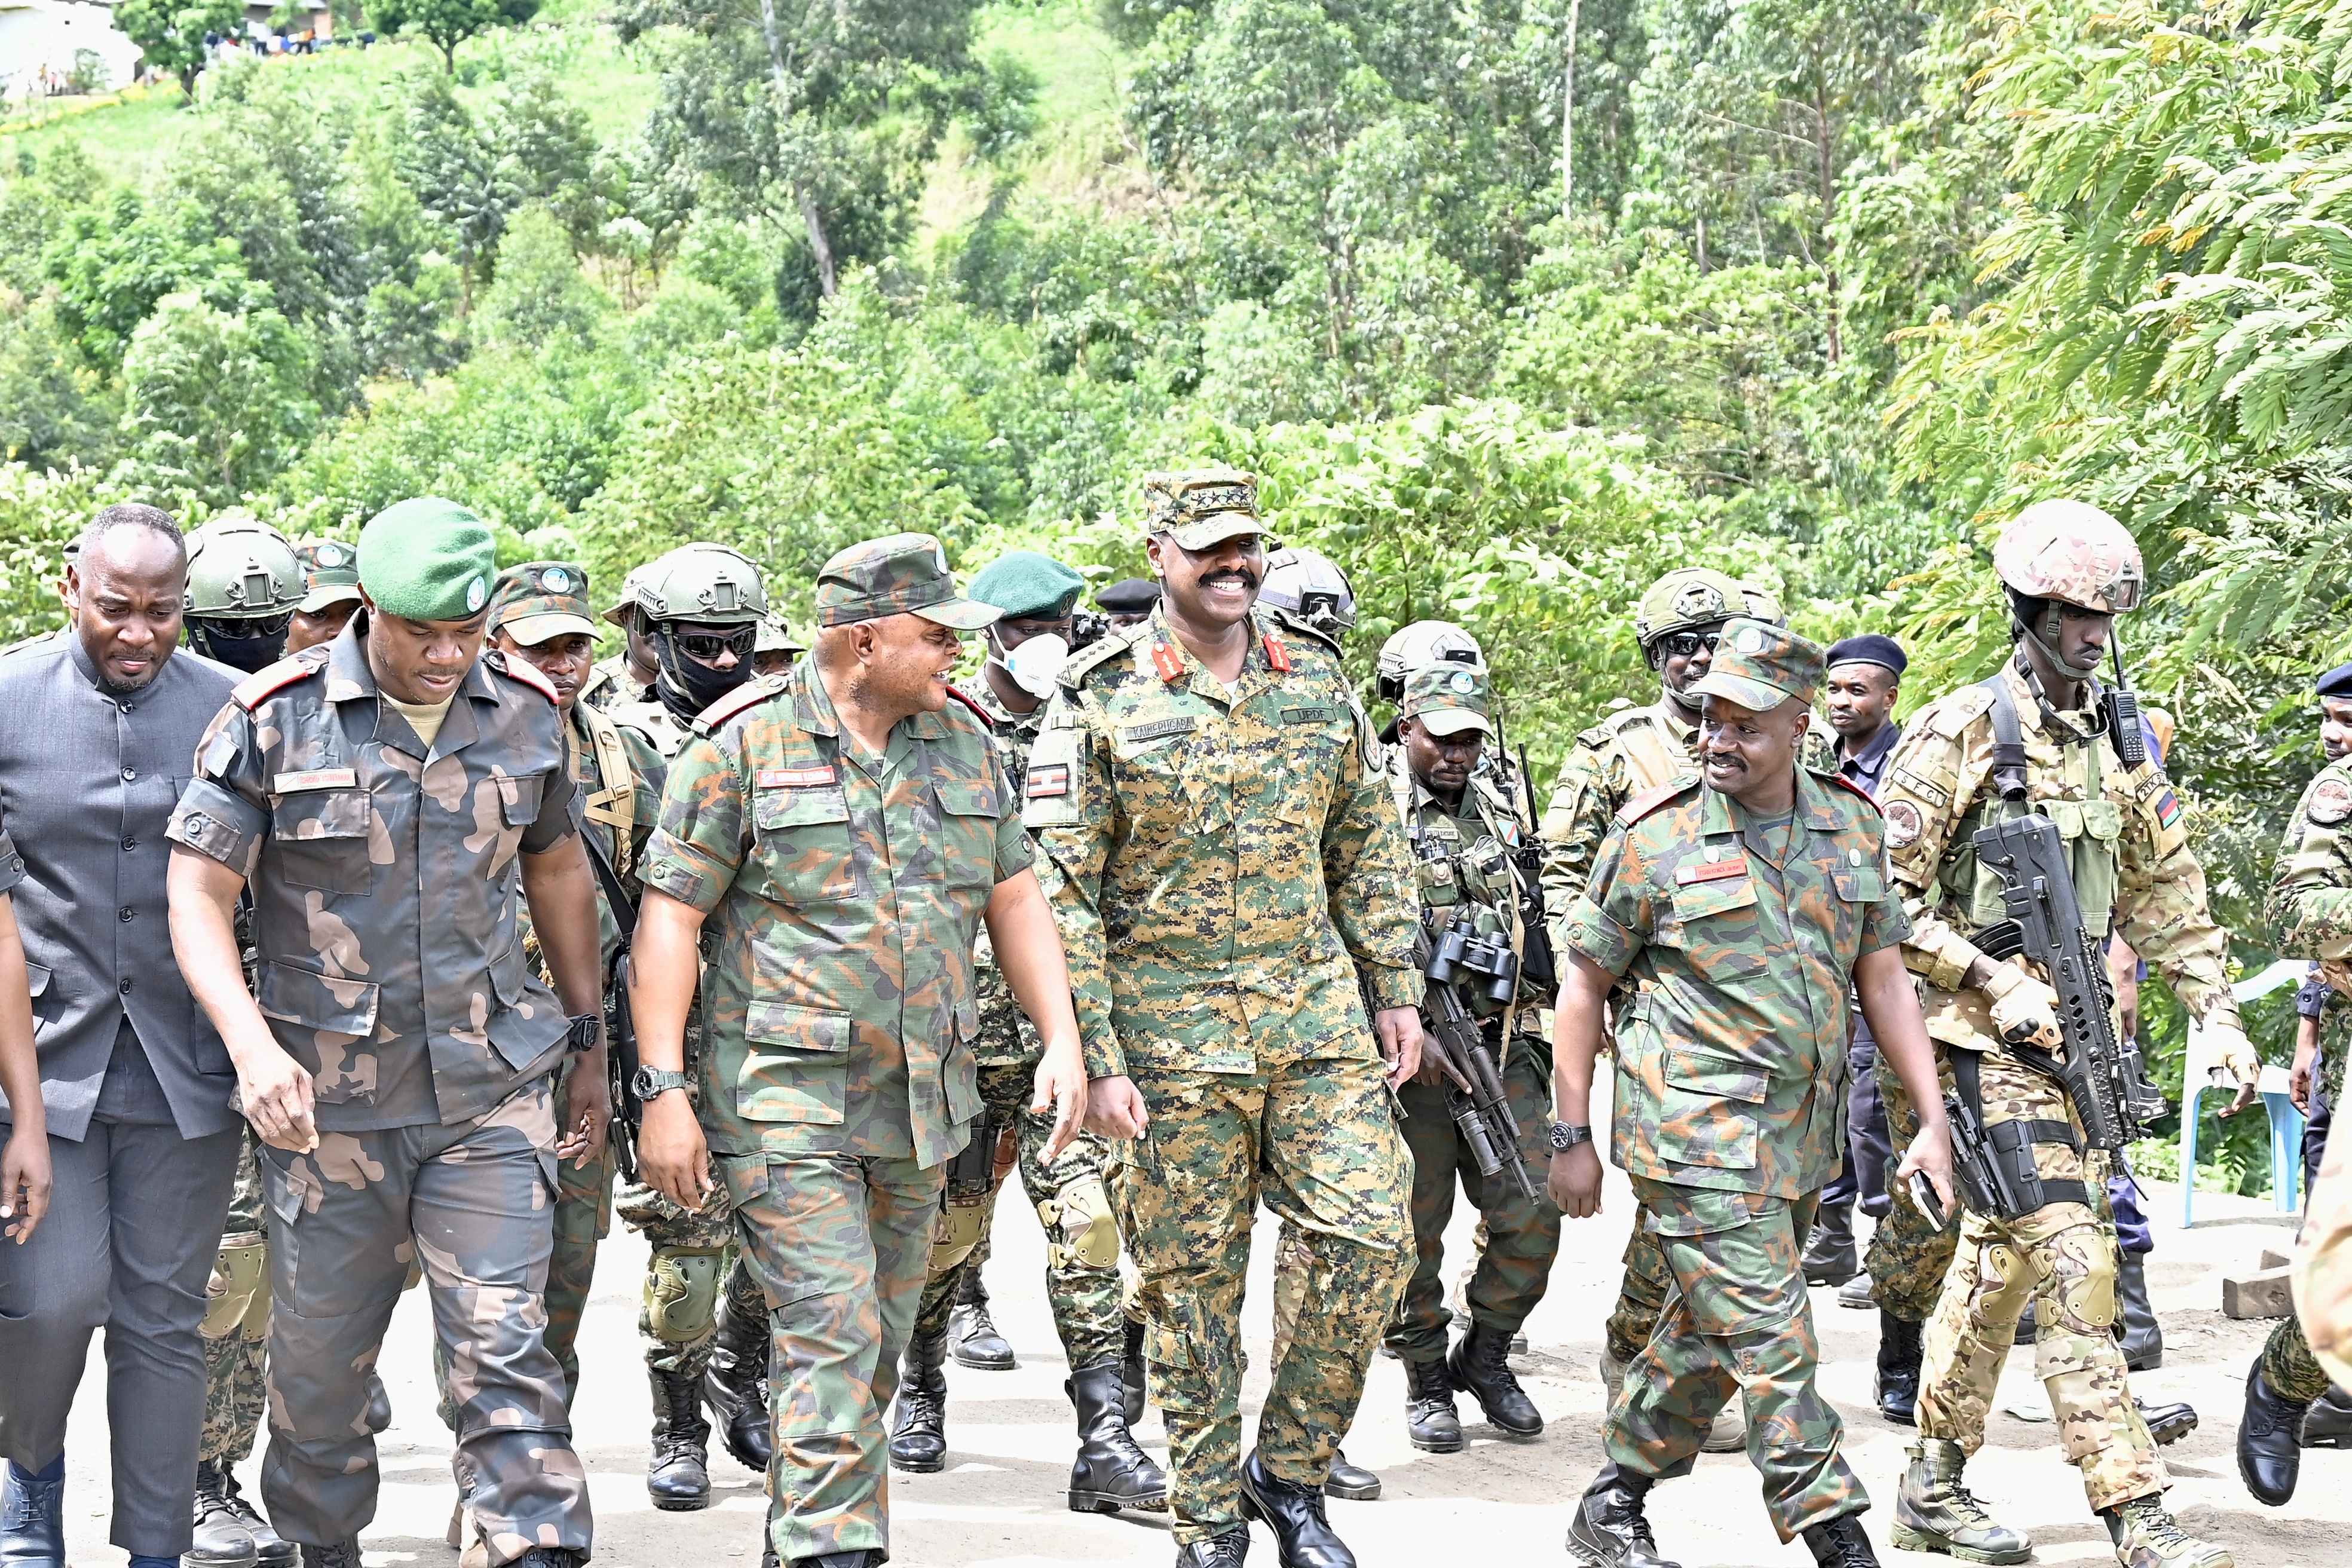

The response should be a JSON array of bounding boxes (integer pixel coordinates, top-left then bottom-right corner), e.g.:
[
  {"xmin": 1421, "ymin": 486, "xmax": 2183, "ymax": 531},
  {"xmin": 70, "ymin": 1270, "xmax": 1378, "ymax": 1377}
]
[
  {"xmin": 181, "ymin": 516, "xmax": 303, "ymax": 675},
  {"xmin": 607, "ymin": 546, "xmax": 769, "ymax": 758},
  {"xmin": 1872, "ymin": 500, "xmax": 2259, "ymax": 1568}
]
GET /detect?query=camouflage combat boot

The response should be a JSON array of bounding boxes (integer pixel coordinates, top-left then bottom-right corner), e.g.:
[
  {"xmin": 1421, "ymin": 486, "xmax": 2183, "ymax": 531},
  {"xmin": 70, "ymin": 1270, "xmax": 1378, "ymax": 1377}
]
[
  {"xmin": 1889, "ymin": 1438, "xmax": 2030, "ymax": 1564},
  {"xmin": 2100, "ymin": 1494, "xmax": 2232, "ymax": 1568}
]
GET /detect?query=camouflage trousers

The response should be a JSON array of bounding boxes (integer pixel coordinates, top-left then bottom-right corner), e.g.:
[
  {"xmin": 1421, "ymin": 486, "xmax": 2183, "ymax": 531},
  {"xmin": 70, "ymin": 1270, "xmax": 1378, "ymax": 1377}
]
[
  {"xmin": 1386, "ymin": 1034, "xmax": 1562, "ymax": 1363},
  {"xmin": 1915, "ymin": 1050, "xmax": 2163, "ymax": 1514},
  {"xmin": 1863, "ymin": 1045, "xmax": 1962, "ymax": 1321},
  {"xmin": 1603, "ymin": 1221, "xmax": 1675, "ymax": 1366},
  {"xmin": 717, "ymin": 1150, "xmax": 941, "ymax": 1564},
  {"xmin": 911, "ymin": 1058, "xmax": 1125, "ymax": 1367},
  {"xmin": 255, "ymin": 1081, "xmax": 587, "ymax": 1560},
  {"xmin": 201, "ymin": 1132, "xmax": 272, "ymax": 1468},
  {"xmin": 1109, "ymin": 1056, "xmax": 1411, "ymax": 1545},
  {"xmin": 2261, "ymin": 1307, "xmax": 2335, "ymax": 1404},
  {"xmin": 1610, "ymin": 1178, "xmax": 1863, "ymax": 1541}
]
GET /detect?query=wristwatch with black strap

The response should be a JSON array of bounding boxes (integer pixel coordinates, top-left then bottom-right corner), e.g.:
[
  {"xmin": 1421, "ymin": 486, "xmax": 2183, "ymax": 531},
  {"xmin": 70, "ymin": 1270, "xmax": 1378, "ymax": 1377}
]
[{"xmin": 1548, "ymin": 1120, "xmax": 1592, "ymax": 1152}]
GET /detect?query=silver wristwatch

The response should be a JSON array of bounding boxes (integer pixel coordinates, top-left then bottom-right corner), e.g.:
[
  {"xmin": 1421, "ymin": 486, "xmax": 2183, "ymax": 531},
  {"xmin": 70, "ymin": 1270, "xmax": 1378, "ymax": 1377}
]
[
  {"xmin": 1548, "ymin": 1121, "xmax": 1592, "ymax": 1152},
  {"xmin": 631, "ymin": 1067, "xmax": 691, "ymax": 1100}
]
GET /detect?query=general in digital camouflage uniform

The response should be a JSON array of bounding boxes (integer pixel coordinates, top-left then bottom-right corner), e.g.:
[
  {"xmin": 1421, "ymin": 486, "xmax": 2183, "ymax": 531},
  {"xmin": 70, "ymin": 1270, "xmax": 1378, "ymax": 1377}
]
[
  {"xmin": 1554, "ymin": 618, "xmax": 1916, "ymax": 1568},
  {"xmin": 2241, "ymin": 742, "xmax": 2352, "ymax": 1505},
  {"xmin": 887, "ymin": 550, "xmax": 1165, "ymax": 1511},
  {"xmin": 168, "ymin": 499, "xmax": 606, "ymax": 1567},
  {"xmin": 1875, "ymin": 501, "xmax": 2256, "ymax": 1568},
  {"xmin": 1027, "ymin": 468, "xmax": 1419, "ymax": 1567},
  {"xmin": 634, "ymin": 534, "xmax": 1064, "ymax": 1567},
  {"xmin": 1382, "ymin": 663, "xmax": 1558, "ymax": 1450}
]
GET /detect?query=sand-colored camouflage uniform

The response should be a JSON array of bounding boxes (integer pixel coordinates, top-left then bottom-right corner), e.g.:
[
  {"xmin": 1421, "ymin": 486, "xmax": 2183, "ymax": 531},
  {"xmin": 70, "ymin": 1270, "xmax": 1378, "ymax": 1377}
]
[
  {"xmin": 1878, "ymin": 650, "xmax": 2250, "ymax": 1524},
  {"xmin": 637, "ymin": 534, "xmax": 1023, "ymax": 1564},
  {"xmin": 167, "ymin": 590, "xmax": 592, "ymax": 1557},
  {"xmin": 1560, "ymin": 618, "xmax": 1901, "ymax": 1544},
  {"xmin": 1027, "ymin": 474, "xmax": 1419, "ymax": 1548}
]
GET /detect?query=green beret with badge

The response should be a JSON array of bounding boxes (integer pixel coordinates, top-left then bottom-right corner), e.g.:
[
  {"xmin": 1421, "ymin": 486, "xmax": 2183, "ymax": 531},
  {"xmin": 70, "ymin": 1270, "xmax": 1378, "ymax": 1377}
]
[
  {"xmin": 1687, "ymin": 616, "xmax": 1825, "ymax": 712},
  {"xmin": 357, "ymin": 497, "xmax": 498, "ymax": 622},
  {"xmin": 815, "ymin": 532, "xmax": 1000, "ymax": 629},
  {"xmin": 1399, "ymin": 663, "xmax": 1493, "ymax": 737},
  {"xmin": 1141, "ymin": 467, "xmax": 1264, "ymax": 550},
  {"xmin": 969, "ymin": 550, "xmax": 1087, "ymax": 620},
  {"xmin": 486, "ymin": 561, "xmax": 604, "ymax": 647}
]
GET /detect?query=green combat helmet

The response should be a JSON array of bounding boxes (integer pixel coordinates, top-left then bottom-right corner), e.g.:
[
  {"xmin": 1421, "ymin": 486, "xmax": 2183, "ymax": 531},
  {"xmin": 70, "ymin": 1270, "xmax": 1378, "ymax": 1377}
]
[
  {"xmin": 1259, "ymin": 546, "xmax": 1357, "ymax": 646},
  {"xmin": 631, "ymin": 543, "xmax": 770, "ymax": 727},
  {"xmin": 184, "ymin": 514, "xmax": 303, "ymax": 674},
  {"xmin": 1633, "ymin": 566, "xmax": 1745, "ymax": 651}
]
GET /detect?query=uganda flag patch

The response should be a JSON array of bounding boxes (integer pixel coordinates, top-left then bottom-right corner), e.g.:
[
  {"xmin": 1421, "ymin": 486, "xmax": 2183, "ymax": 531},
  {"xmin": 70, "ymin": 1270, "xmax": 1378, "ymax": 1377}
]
[
  {"xmin": 2154, "ymin": 789, "xmax": 2182, "ymax": 831},
  {"xmin": 1027, "ymin": 763, "xmax": 1070, "ymax": 799}
]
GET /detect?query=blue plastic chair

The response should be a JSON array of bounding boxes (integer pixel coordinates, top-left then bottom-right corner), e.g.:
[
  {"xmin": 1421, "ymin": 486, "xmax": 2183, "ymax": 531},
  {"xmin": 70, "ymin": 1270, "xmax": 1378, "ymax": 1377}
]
[{"xmin": 2180, "ymin": 960, "xmax": 2307, "ymax": 1227}]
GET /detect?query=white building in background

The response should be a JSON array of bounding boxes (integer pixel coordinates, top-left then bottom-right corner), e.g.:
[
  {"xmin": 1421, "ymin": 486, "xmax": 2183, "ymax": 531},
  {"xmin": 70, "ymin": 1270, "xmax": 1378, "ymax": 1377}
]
[{"xmin": 0, "ymin": 0, "xmax": 143, "ymax": 103}]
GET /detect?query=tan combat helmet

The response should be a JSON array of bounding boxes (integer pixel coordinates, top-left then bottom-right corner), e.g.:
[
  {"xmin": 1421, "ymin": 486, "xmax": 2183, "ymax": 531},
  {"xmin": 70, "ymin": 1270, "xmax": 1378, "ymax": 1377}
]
[
  {"xmin": 1993, "ymin": 500, "xmax": 2144, "ymax": 614},
  {"xmin": 1376, "ymin": 620, "xmax": 1486, "ymax": 704},
  {"xmin": 1634, "ymin": 567, "xmax": 1744, "ymax": 648}
]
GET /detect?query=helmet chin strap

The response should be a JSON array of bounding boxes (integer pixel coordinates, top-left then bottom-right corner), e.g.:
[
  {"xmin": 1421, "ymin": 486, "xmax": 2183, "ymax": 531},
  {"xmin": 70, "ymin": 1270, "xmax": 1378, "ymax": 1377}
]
[{"xmin": 2010, "ymin": 591, "xmax": 2101, "ymax": 681}]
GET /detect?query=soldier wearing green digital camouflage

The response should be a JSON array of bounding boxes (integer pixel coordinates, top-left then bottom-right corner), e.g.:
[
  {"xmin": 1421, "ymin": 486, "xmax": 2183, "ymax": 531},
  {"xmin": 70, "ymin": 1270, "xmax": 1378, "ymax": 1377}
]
[
  {"xmin": 168, "ymin": 497, "xmax": 611, "ymax": 1568},
  {"xmin": 886, "ymin": 550, "xmax": 1167, "ymax": 1512},
  {"xmin": 1028, "ymin": 468, "xmax": 1422, "ymax": 1568},
  {"xmin": 1548, "ymin": 617, "xmax": 1954, "ymax": 1568},
  {"xmin": 1383, "ymin": 662, "xmax": 1560, "ymax": 1453},
  {"xmin": 181, "ymin": 516, "xmax": 307, "ymax": 1568},
  {"xmin": 1536, "ymin": 565, "xmax": 1763, "ymax": 1456},
  {"xmin": 601, "ymin": 546, "xmax": 779, "ymax": 1508},
  {"xmin": 629, "ymin": 532, "xmax": 1091, "ymax": 1568},
  {"xmin": 1875, "ymin": 501, "xmax": 2259, "ymax": 1568}
]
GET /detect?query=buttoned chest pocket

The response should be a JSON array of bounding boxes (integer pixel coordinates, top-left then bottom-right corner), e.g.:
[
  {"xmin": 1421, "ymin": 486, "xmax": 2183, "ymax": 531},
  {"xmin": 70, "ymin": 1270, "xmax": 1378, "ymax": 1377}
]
[
  {"xmin": 1667, "ymin": 875, "xmax": 1765, "ymax": 982},
  {"xmin": 1110, "ymin": 729, "xmax": 1202, "ymax": 831},
  {"xmin": 753, "ymin": 786, "xmax": 856, "ymax": 903},
  {"xmin": 272, "ymin": 790, "xmax": 376, "ymax": 896},
  {"xmin": 1268, "ymin": 712, "xmax": 1348, "ymax": 832},
  {"xmin": 1826, "ymin": 865, "xmax": 1883, "ymax": 958},
  {"xmin": 933, "ymin": 777, "xmax": 1002, "ymax": 895}
]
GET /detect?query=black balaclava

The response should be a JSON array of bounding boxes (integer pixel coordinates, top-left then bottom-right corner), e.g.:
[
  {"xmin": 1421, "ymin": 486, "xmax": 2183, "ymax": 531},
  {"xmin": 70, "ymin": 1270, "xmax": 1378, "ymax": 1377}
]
[
  {"xmin": 653, "ymin": 625, "xmax": 751, "ymax": 724},
  {"xmin": 188, "ymin": 617, "xmax": 288, "ymax": 675}
]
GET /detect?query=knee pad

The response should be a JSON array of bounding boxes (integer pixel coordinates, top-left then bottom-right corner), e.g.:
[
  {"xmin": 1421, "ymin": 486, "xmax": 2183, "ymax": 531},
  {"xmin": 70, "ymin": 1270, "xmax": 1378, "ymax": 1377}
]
[
  {"xmin": 2034, "ymin": 1225, "xmax": 2118, "ymax": 1335},
  {"xmin": 1039, "ymin": 1175, "xmax": 1120, "ymax": 1271},
  {"xmin": 203, "ymin": 1241, "xmax": 268, "ymax": 1340},
  {"xmin": 930, "ymin": 1197, "xmax": 989, "ymax": 1275},
  {"xmin": 645, "ymin": 1245, "xmax": 726, "ymax": 1345}
]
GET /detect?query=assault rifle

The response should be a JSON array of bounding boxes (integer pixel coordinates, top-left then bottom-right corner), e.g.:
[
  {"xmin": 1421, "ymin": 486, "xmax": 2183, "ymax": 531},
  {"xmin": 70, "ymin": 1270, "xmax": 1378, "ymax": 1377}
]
[
  {"xmin": 580, "ymin": 831, "xmax": 644, "ymax": 1183},
  {"xmin": 1968, "ymin": 813, "xmax": 2157, "ymax": 1151},
  {"xmin": 1417, "ymin": 911, "xmax": 1537, "ymax": 1202}
]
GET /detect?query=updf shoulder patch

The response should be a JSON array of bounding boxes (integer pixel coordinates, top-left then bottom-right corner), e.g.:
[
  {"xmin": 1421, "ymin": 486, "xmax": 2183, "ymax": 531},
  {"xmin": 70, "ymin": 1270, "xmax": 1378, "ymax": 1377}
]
[
  {"xmin": 691, "ymin": 673, "xmax": 786, "ymax": 736},
  {"xmin": 485, "ymin": 649, "xmax": 559, "ymax": 703},
  {"xmin": 230, "ymin": 648, "xmax": 328, "ymax": 710},
  {"xmin": 1616, "ymin": 774, "xmax": 1701, "ymax": 827}
]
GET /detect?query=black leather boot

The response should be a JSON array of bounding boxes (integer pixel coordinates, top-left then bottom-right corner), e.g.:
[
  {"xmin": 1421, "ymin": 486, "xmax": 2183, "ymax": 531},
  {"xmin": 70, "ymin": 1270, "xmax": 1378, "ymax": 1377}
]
[
  {"xmin": 2117, "ymin": 1253, "xmax": 2162, "ymax": 1371},
  {"xmin": 191, "ymin": 1462, "xmax": 261, "ymax": 1568},
  {"xmin": 1564, "ymin": 1462, "xmax": 1679, "ymax": 1568},
  {"xmin": 298, "ymin": 1545, "xmax": 363, "ymax": 1568},
  {"xmin": 1067, "ymin": 1361, "xmax": 1168, "ymax": 1512},
  {"xmin": 1238, "ymin": 1450, "xmax": 1353, "ymax": 1568},
  {"xmin": 949, "ymin": 1270, "xmax": 1015, "ymax": 1370},
  {"xmin": 2011, "ymin": 1300, "xmax": 2037, "ymax": 1345},
  {"xmin": 2303, "ymin": 1384, "xmax": 2352, "ymax": 1447},
  {"xmin": 789, "ymin": 1554, "xmax": 884, "ymax": 1568},
  {"xmin": 1800, "ymin": 1512, "xmax": 1878, "ymax": 1567},
  {"xmin": 1402, "ymin": 1356, "xmax": 1464, "ymax": 1453},
  {"xmin": 1876, "ymin": 1311, "xmax": 1922, "ymax": 1426},
  {"xmin": 647, "ymin": 1367, "xmax": 714, "ymax": 1510},
  {"xmin": 1801, "ymin": 1203, "xmax": 1859, "ymax": 1287},
  {"xmin": 514, "ymin": 1552, "xmax": 586, "ymax": 1568},
  {"xmin": 2137, "ymin": 1395, "xmax": 2197, "ymax": 1447},
  {"xmin": 1323, "ymin": 1450, "xmax": 1380, "ymax": 1502},
  {"xmin": 2238, "ymin": 1362, "xmax": 2310, "ymax": 1505},
  {"xmin": 214, "ymin": 1465, "xmax": 296, "ymax": 1568},
  {"xmin": 1123, "ymin": 1314, "xmax": 1149, "ymax": 1426},
  {"xmin": 1175, "ymin": 1528, "xmax": 1251, "ymax": 1567},
  {"xmin": 704, "ymin": 1285, "xmax": 774, "ymax": 1471},
  {"xmin": 889, "ymin": 1328, "xmax": 950, "ymax": 1472},
  {"xmin": 1447, "ymin": 1321, "xmax": 1543, "ymax": 1437},
  {"xmin": 0, "ymin": 1463, "xmax": 63, "ymax": 1568}
]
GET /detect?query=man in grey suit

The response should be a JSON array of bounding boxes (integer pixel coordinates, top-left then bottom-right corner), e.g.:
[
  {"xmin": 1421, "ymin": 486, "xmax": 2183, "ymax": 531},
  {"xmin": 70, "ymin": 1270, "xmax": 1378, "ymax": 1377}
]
[{"xmin": 0, "ymin": 505, "xmax": 247, "ymax": 1568}]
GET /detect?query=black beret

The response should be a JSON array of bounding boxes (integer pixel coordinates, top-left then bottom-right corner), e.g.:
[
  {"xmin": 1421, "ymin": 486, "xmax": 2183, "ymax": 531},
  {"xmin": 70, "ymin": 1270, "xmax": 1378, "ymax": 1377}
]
[
  {"xmin": 1095, "ymin": 577, "xmax": 1162, "ymax": 613},
  {"xmin": 1826, "ymin": 633, "xmax": 1907, "ymax": 676},
  {"xmin": 2318, "ymin": 662, "xmax": 2352, "ymax": 698}
]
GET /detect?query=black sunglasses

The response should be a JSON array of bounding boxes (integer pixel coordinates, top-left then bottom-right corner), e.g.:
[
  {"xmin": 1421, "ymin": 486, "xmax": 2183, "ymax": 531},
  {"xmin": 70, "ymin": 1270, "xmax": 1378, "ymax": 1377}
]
[
  {"xmin": 672, "ymin": 626, "xmax": 757, "ymax": 662},
  {"xmin": 1659, "ymin": 630, "xmax": 1722, "ymax": 659}
]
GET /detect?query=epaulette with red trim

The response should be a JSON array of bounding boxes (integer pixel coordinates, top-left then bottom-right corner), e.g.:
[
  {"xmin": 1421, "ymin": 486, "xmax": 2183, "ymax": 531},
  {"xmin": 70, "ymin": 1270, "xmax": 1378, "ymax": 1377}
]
[
  {"xmin": 484, "ymin": 649, "xmax": 559, "ymax": 703},
  {"xmin": 690, "ymin": 673, "xmax": 785, "ymax": 736},
  {"xmin": 945, "ymin": 686, "xmax": 996, "ymax": 730},
  {"xmin": 1826, "ymin": 773, "xmax": 1883, "ymax": 816},
  {"xmin": 229, "ymin": 648, "xmax": 327, "ymax": 710},
  {"xmin": 1615, "ymin": 774, "xmax": 1701, "ymax": 828},
  {"xmin": 1261, "ymin": 630, "xmax": 1292, "ymax": 673}
]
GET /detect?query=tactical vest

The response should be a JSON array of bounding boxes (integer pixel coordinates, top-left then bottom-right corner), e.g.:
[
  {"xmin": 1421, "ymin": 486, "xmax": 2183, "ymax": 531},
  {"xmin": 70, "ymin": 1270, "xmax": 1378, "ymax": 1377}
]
[
  {"xmin": 574, "ymin": 701, "xmax": 639, "ymax": 881},
  {"xmin": 1938, "ymin": 673, "xmax": 2124, "ymax": 938}
]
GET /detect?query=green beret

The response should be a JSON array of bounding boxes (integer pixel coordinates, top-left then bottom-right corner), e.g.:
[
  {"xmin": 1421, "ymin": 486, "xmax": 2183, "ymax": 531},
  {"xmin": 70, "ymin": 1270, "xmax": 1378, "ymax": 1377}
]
[
  {"xmin": 358, "ymin": 498, "xmax": 498, "ymax": 622},
  {"xmin": 969, "ymin": 551, "xmax": 1086, "ymax": 620}
]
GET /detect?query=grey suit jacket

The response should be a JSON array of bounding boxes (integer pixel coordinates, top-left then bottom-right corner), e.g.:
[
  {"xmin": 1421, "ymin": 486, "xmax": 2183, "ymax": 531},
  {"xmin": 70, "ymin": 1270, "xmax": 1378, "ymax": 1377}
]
[{"xmin": 0, "ymin": 635, "xmax": 240, "ymax": 1140}]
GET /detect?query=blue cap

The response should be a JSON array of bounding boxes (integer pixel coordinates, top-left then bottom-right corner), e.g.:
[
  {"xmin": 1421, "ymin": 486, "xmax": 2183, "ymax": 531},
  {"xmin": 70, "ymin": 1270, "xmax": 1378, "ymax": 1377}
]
[
  {"xmin": 1826, "ymin": 633, "xmax": 1907, "ymax": 676},
  {"xmin": 2318, "ymin": 662, "xmax": 2352, "ymax": 698}
]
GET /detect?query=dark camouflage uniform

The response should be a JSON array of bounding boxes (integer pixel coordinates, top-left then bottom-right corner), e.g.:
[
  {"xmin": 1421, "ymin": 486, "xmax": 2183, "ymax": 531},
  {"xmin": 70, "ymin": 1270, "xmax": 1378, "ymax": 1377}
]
[
  {"xmin": 1563, "ymin": 764, "xmax": 1906, "ymax": 1541},
  {"xmin": 167, "ymin": 624, "xmax": 590, "ymax": 1558},
  {"xmin": 638, "ymin": 651, "xmax": 1023, "ymax": 1564},
  {"xmin": 1027, "ymin": 605, "xmax": 1419, "ymax": 1545},
  {"xmin": 907, "ymin": 678, "xmax": 1125, "ymax": 1368}
]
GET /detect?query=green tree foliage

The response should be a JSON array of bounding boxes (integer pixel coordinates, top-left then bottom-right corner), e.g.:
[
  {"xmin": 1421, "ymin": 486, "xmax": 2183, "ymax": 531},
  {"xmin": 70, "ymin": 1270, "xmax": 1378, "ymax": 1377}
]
[
  {"xmin": 112, "ymin": 0, "xmax": 246, "ymax": 98},
  {"xmin": 370, "ymin": 0, "xmax": 543, "ymax": 74},
  {"xmin": 118, "ymin": 292, "xmax": 319, "ymax": 506}
]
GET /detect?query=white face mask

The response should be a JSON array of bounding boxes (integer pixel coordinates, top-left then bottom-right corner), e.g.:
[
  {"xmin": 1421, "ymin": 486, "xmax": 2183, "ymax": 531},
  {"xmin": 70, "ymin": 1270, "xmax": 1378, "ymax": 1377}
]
[{"xmin": 995, "ymin": 632, "xmax": 1070, "ymax": 698}]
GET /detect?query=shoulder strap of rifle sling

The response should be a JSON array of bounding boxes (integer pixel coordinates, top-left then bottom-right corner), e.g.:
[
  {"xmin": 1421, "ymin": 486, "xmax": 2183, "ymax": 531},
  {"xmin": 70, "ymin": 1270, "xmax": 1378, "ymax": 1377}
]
[
  {"xmin": 1975, "ymin": 671, "xmax": 2031, "ymax": 804},
  {"xmin": 576, "ymin": 704, "xmax": 639, "ymax": 880},
  {"xmin": 579, "ymin": 823, "xmax": 638, "ymax": 943}
]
